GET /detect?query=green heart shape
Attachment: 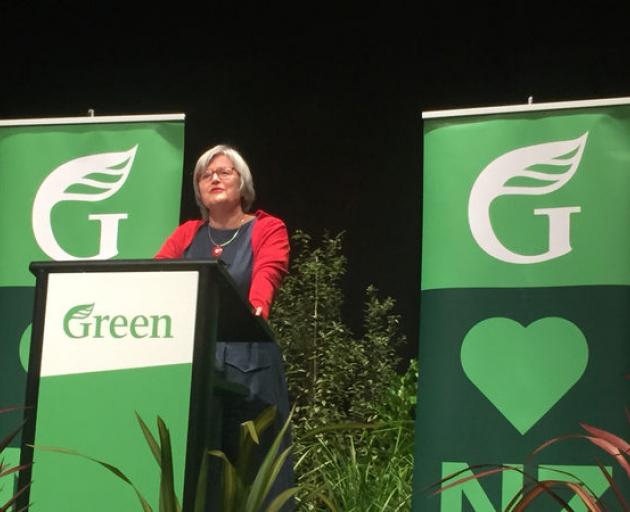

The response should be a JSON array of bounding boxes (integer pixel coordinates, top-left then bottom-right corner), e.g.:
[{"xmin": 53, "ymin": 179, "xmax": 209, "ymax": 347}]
[{"xmin": 461, "ymin": 317, "xmax": 588, "ymax": 435}]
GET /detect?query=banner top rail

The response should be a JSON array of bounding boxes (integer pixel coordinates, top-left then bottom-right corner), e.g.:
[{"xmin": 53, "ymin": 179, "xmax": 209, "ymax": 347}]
[
  {"xmin": 422, "ymin": 96, "xmax": 630, "ymax": 119},
  {"xmin": 0, "ymin": 113, "xmax": 185, "ymax": 127}
]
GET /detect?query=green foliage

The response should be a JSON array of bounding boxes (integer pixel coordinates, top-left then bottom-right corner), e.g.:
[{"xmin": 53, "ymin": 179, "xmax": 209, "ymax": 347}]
[
  {"xmin": 372, "ymin": 358, "xmax": 418, "ymax": 424},
  {"xmin": 35, "ymin": 408, "xmax": 301, "ymax": 512},
  {"xmin": 209, "ymin": 406, "xmax": 300, "ymax": 512},
  {"xmin": 297, "ymin": 424, "xmax": 413, "ymax": 512},
  {"xmin": 271, "ymin": 231, "xmax": 407, "ymax": 427},
  {"xmin": 294, "ymin": 363, "xmax": 418, "ymax": 511},
  {"xmin": 269, "ymin": 230, "xmax": 415, "ymax": 511}
]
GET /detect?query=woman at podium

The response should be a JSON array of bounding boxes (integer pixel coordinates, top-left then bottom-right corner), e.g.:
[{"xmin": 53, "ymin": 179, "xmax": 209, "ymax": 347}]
[{"xmin": 156, "ymin": 144, "xmax": 293, "ymax": 509}]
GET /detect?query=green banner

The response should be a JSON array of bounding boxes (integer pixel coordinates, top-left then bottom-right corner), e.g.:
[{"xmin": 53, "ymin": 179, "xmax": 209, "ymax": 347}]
[
  {"xmin": 0, "ymin": 117, "xmax": 185, "ymax": 508},
  {"xmin": 414, "ymin": 104, "xmax": 630, "ymax": 511}
]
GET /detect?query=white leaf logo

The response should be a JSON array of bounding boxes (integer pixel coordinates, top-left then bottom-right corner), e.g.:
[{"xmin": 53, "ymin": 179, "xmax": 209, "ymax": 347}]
[
  {"xmin": 468, "ymin": 134, "xmax": 587, "ymax": 264},
  {"xmin": 32, "ymin": 146, "xmax": 137, "ymax": 260}
]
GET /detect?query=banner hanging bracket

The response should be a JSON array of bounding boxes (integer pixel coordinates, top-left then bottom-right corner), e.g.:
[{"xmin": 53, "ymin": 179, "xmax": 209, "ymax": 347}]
[{"xmin": 423, "ymin": 95, "xmax": 630, "ymax": 119}]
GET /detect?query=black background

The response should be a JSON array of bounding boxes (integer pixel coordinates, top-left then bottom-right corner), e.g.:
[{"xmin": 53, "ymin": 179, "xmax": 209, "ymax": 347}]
[{"xmin": 3, "ymin": 2, "xmax": 630, "ymax": 361}]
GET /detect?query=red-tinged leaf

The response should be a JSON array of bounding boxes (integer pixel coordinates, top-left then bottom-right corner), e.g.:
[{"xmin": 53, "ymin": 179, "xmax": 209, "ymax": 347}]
[
  {"xmin": 0, "ymin": 482, "xmax": 31, "ymax": 512},
  {"xmin": 563, "ymin": 482, "xmax": 602, "ymax": 512},
  {"xmin": 594, "ymin": 458, "xmax": 630, "ymax": 511},
  {"xmin": 535, "ymin": 464, "xmax": 603, "ymax": 502},
  {"xmin": 504, "ymin": 489, "xmax": 524, "ymax": 512},
  {"xmin": 0, "ymin": 406, "xmax": 29, "ymax": 415},
  {"xmin": 585, "ymin": 436, "xmax": 630, "ymax": 479},
  {"xmin": 581, "ymin": 423, "xmax": 630, "ymax": 454},
  {"xmin": 428, "ymin": 463, "xmax": 495, "ymax": 490},
  {"xmin": 429, "ymin": 463, "xmax": 506, "ymax": 490},
  {"xmin": 512, "ymin": 480, "xmax": 604, "ymax": 512},
  {"xmin": 511, "ymin": 481, "xmax": 573, "ymax": 512},
  {"xmin": 529, "ymin": 433, "xmax": 584, "ymax": 459},
  {"xmin": 0, "ymin": 420, "xmax": 26, "ymax": 453},
  {"xmin": 433, "ymin": 466, "xmax": 509, "ymax": 495},
  {"xmin": 0, "ymin": 463, "xmax": 29, "ymax": 479},
  {"xmin": 585, "ymin": 436, "xmax": 622, "ymax": 456}
]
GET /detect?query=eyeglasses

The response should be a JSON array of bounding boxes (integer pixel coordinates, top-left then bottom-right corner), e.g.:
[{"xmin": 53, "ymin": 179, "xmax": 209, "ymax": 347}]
[{"xmin": 199, "ymin": 167, "xmax": 238, "ymax": 181}]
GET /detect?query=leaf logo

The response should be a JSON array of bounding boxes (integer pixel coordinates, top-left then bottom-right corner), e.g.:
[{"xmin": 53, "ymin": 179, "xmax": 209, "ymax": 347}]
[
  {"xmin": 66, "ymin": 303, "xmax": 95, "ymax": 320},
  {"xmin": 32, "ymin": 146, "xmax": 137, "ymax": 260},
  {"xmin": 468, "ymin": 134, "xmax": 587, "ymax": 264}
]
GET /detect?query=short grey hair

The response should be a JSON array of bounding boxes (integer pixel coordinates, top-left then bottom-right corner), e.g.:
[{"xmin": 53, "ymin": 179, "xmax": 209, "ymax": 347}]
[{"xmin": 192, "ymin": 144, "xmax": 256, "ymax": 219}]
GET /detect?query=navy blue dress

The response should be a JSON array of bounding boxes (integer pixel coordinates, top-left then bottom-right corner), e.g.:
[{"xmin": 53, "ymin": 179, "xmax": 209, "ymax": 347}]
[{"xmin": 185, "ymin": 220, "xmax": 294, "ymax": 511}]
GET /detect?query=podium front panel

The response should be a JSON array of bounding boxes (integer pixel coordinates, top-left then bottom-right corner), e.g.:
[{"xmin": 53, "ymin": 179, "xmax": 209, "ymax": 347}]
[{"xmin": 29, "ymin": 270, "xmax": 199, "ymax": 511}]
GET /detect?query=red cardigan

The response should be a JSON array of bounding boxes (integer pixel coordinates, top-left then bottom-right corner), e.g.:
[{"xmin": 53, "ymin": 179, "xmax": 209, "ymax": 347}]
[{"xmin": 155, "ymin": 210, "xmax": 289, "ymax": 319}]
